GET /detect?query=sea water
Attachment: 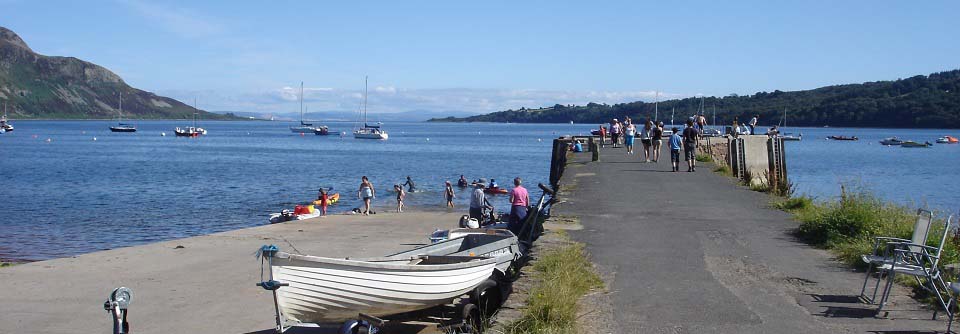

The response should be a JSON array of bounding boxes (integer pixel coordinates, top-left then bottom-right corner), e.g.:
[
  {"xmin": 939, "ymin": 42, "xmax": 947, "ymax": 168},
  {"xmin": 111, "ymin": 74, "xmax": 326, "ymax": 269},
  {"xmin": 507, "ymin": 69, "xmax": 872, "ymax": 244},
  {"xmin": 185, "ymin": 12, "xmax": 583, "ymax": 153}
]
[{"xmin": 1, "ymin": 121, "xmax": 957, "ymax": 261}]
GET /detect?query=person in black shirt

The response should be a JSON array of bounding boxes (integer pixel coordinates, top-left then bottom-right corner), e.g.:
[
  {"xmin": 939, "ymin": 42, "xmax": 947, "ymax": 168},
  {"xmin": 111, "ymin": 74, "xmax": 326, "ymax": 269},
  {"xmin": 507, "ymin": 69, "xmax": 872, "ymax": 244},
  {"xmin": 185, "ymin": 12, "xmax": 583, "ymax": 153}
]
[
  {"xmin": 682, "ymin": 119, "xmax": 700, "ymax": 172},
  {"xmin": 651, "ymin": 121, "xmax": 664, "ymax": 163}
]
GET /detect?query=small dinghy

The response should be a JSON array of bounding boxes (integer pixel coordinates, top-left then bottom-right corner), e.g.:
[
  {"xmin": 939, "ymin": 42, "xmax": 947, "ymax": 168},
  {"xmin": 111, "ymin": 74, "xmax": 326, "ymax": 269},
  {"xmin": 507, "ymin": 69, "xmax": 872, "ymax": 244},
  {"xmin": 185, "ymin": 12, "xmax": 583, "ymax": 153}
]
[
  {"xmin": 256, "ymin": 246, "xmax": 496, "ymax": 331},
  {"xmin": 828, "ymin": 135, "xmax": 858, "ymax": 141},
  {"xmin": 936, "ymin": 135, "xmax": 958, "ymax": 144},
  {"xmin": 389, "ymin": 229, "xmax": 520, "ymax": 275},
  {"xmin": 268, "ymin": 205, "xmax": 321, "ymax": 224},
  {"xmin": 901, "ymin": 140, "xmax": 933, "ymax": 148},
  {"xmin": 880, "ymin": 137, "xmax": 903, "ymax": 145}
]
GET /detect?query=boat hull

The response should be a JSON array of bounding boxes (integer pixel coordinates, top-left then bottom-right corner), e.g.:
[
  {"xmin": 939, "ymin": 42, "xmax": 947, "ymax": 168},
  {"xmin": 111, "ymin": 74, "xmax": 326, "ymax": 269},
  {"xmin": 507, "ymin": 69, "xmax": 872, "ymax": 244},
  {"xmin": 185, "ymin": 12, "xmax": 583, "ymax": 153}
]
[
  {"xmin": 268, "ymin": 253, "xmax": 496, "ymax": 325},
  {"xmin": 389, "ymin": 229, "xmax": 520, "ymax": 274},
  {"xmin": 290, "ymin": 126, "xmax": 316, "ymax": 133},
  {"xmin": 353, "ymin": 131, "xmax": 388, "ymax": 140},
  {"xmin": 109, "ymin": 127, "xmax": 137, "ymax": 133}
]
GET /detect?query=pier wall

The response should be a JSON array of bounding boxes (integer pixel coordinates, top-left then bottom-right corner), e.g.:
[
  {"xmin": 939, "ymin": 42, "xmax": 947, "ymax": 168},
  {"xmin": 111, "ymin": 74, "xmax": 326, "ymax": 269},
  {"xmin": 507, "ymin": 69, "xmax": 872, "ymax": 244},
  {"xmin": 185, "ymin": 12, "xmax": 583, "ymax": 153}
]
[{"xmin": 700, "ymin": 135, "xmax": 787, "ymax": 186}]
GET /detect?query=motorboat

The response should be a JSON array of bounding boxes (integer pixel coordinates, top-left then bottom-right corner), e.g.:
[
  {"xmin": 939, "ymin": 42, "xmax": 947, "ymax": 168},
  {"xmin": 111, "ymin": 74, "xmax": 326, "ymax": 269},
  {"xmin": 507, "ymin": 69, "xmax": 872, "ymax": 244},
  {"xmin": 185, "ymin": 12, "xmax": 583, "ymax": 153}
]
[
  {"xmin": 901, "ymin": 140, "xmax": 933, "ymax": 148},
  {"xmin": 109, "ymin": 92, "xmax": 137, "ymax": 133},
  {"xmin": 256, "ymin": 246, "xmax": 496, "ymax": 331},
  {"xmin": 389, "ymin": 229, "xmax": 520, "ymax": 275},
  {"xmin": 936, "ymin": 135, "xmax": 958, "ymax": 144},
  {"xmin": 780, "ymin": 133, "xmax": 802, "ymax": 141},
  {"xmin": 484, "ymin": 187, "xmax": 509, "ymax": 195},
  {"xmin": 313, "ymin": 126, "xmax": 330, "ymax": 135},
  {"xmin": 175, "ymin": 100, "xmax": 207, "ymax": 137},
  {"xmin": 828, "ymin": 135, "xmax": 858, "ymax": 141},
  {"xmin": 701, "ymin": 128, "xmax": 722, "ymax": 137},
  {"xmin": 879, "ymin": 137, "xmax": 903, "ymax": 146}
]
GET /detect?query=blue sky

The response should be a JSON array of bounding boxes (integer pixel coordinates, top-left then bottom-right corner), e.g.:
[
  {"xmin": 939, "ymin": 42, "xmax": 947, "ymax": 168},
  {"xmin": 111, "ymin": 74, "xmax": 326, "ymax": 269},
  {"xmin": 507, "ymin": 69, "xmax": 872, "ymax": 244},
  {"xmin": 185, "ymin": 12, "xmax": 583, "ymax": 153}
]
[{"xmin": 2, "ymin": 0, "xmax": 958, "ymax": 115}]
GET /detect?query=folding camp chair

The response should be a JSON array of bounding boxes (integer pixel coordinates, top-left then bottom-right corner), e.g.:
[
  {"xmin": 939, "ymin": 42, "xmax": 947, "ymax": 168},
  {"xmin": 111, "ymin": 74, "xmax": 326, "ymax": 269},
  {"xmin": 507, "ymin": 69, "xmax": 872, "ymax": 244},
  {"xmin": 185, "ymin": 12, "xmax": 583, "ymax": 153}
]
[
  {"xmin": 876, "ymin": 214, "xmax": 955, "ymax": 320},
  {"xmin": 860, "ymin": 209, "xmax": 934, "ymax": 304}
]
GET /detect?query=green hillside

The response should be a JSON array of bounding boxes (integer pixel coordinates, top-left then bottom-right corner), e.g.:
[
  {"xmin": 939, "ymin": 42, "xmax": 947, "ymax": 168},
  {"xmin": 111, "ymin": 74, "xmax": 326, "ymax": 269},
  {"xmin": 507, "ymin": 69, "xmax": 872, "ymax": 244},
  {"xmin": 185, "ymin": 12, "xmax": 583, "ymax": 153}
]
[
  {"xmin": 430, "ymin": 70, "xmax": 960, "ymax": 128},
  {"xmin": 0, "ymin": 26, "xmax": 237, "ymax": 120}
]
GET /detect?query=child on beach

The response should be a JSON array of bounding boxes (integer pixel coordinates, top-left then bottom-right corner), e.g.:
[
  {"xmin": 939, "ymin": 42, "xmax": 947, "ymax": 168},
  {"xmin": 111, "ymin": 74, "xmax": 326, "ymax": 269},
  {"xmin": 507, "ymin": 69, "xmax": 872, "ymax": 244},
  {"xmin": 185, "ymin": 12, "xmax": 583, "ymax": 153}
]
[
  {"xmin": 395, "ymin": 184, "xmax": 405, "ymax": 213},
  {"xmin": 444, "ymin": 181, "xmax": 455, "ymax": 208},
  {"xmin": 318, "ymin": 188, "xmax": 329, "ymax": 216}
]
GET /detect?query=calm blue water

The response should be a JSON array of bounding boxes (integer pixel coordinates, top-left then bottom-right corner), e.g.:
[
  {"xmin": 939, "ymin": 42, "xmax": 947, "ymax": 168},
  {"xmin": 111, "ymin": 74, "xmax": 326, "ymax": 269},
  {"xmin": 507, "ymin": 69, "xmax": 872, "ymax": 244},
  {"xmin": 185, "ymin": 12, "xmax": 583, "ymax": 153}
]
[{"xmin": 1, "ymin": 121, "xmax": 958, "ymax": 261}]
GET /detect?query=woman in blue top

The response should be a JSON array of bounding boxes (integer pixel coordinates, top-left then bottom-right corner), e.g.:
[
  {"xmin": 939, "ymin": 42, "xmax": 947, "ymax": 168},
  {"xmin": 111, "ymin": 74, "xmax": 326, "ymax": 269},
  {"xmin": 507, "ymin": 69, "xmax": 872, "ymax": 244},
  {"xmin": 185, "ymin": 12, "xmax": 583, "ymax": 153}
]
[{"xmin": 357, "ymin": 176, "xmax": 375, "ymax": 215}]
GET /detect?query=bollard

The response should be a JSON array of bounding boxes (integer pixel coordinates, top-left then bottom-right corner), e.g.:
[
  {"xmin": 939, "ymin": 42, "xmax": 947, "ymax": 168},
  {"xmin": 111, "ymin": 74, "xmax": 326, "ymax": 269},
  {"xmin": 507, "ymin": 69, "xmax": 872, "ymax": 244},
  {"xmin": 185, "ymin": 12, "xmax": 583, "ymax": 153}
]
[{"xmin": 591, "ymin": 141, "xmax": 599, "ymax": 161}]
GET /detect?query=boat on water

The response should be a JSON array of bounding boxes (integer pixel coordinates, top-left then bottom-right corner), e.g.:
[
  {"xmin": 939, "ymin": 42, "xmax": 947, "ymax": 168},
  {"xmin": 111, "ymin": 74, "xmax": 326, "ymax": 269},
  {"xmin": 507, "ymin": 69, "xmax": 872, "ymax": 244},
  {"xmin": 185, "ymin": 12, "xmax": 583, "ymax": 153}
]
[
  {"xmin": 290, "ymin": 82, "xmax": 327, "ymax": 133},
  {"xmin": 484, "ymin": 187, "xmax": 509, "ymax": 194},
  {"xmin": 354, "ymin": 77, "xmax": 388, "ymax": 140},
  {"xmin": 0, "ymin": 101, "xmax": 12, "ymax": 133},
  {"xmin": 901, "ymin": 140, "xmax": 933, "ymax": 148},
  {"xmin": 702, "ymin": 128, "xmax": 722, "ymax": 137},
  {"xmin": 313, "ymin": 126, "xmax": 330, "ymax": 135},
  {"xmin": 109, "ymin": 92, "xmax": 137, "ymax": 133},
  {"xmin": 256, "ymin": 247, "xmax": 496, "ymax": 328},
  {"xmin": 879, "ymin": 137, "xmax": 904, "ymax": 145},
  {"xmin": 175, "ymin": 99, "xmax": 207, "ymax": 137},
  {"xmin": 777, "ymin": 107, "xmax": 801, "ymax": 141},
  {"xmin": 828, "ymin": 135, "xmax": 858, "ymax": 141},
  {"xmin": 936, "ymin": 135, "xmax": 958, "ymax": 144}
]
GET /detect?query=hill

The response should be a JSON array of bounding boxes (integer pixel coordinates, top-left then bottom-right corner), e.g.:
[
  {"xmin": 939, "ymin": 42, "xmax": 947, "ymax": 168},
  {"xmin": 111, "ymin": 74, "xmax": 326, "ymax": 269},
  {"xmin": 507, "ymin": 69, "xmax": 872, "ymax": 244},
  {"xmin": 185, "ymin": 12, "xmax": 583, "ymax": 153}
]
[
  {"xmin": 0, "ymin": 26, "xmax": 237, "ymax": 120},
  {"xmin": 429, "ymin": 70, "xmax": 960, "ymax": 128}
]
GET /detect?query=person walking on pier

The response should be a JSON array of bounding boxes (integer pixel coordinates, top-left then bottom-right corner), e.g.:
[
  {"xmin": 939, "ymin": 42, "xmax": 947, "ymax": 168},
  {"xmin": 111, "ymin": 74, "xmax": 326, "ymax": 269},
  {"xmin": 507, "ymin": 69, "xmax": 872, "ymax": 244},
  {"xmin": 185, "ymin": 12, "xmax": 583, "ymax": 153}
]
[
  {"xmin": 357, "ymin": 176, "xmax": 376, "ymax": 215},
  {"xmin": 444, "ymin": 181, "xmax": 456, "ymax": 208},
  {"xmin": 624, "ymin": 120, "xmax": 636, "ymax": 155},
  {"xmin": 610, "ymin": 119, "xmax": 622, "ymax": 148},
  {"xmin": 682, "ymin": 119, "xmax": 700, "ymax": 172},
  {"xmin": 508, "ymin": 177, "xmax": 530, "ymax": 235},
  {"xmin": 598, "ymin": 124, "xmax": 607, "ymax": 147},
  {"xmin": 669, "ymin": 127, "xmax": 682, "ymax": 172},
  {"xmin": 640, "ymin": 120, "xmax": 653, "ymax": 162},
  {"xmin": 469, "ymin": 179, "xmax": 492, "ymax": 221},
  {"xmin": 652, "ymin": 121, "xmax": 664, "ymax": 163},
  {"xmin": 748, "ymin": 114, "xmax": 758, "ymax": 135}
]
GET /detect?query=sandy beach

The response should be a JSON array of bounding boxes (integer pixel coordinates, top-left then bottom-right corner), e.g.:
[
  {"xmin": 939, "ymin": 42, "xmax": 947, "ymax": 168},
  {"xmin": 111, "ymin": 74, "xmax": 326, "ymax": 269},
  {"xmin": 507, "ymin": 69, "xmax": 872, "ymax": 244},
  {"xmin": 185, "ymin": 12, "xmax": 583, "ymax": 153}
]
[{"xmin": 0, "ymin": 210, "xmax": 467, "ymax": 334}]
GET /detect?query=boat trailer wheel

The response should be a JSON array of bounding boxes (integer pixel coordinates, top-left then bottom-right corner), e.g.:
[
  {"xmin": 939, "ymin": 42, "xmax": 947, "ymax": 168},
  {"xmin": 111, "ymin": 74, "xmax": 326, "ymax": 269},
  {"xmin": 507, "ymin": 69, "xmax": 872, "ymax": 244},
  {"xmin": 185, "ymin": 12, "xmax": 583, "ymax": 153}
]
[
  {"xmin": 461, "ymin": 303, "xmax": 484, "ymax": 333},
  {"xmin": 103, "ymin": 287, "xmax": 132, "ymax": 334}
]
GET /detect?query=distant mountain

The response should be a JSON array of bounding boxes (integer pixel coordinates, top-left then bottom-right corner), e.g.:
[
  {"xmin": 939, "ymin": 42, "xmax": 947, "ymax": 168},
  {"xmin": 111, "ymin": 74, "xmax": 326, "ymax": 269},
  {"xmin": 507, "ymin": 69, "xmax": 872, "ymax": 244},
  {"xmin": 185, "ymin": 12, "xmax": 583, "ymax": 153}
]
[
  {"xmin": 430, "ymin": 70, "xmax": 960, "ymax": 128},
  {"xmin": 0, "ymin": 26, "xmax": 237, "ymax": 120},
  {"xmin": 230, "ymin": 109, "xmax": 475, "ymax": 122}
]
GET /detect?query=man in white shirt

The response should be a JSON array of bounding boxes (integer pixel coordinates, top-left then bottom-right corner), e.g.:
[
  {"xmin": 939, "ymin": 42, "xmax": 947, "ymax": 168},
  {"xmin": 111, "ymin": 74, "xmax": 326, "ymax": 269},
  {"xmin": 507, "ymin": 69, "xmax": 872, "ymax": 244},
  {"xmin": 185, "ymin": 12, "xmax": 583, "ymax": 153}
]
[{"xmin": 748, "ymin": 115, "xmax": 758, "ymax": 135}]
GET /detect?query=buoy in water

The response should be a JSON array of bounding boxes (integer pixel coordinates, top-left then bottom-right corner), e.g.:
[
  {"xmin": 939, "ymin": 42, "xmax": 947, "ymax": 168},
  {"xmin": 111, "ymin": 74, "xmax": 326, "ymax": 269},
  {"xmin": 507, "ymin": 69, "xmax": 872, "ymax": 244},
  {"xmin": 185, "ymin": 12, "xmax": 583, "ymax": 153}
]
[
  {"xmin": 45, "ymin": 138, "xmax": 52, "ymax": 143},
  {"xmin": 538, "ymin": 138, "xmax": 542, "ymax": 142},
  {"xmin": 93, "ymin": 137, "xmax": 97, "ymax": 141},
  {"xmin": 161, "ymin": 132, "xmax": 166, "ymax": 136},
  {"xmin": 426, "ymin": 138, "xmax": 430, "ymax": 141}
]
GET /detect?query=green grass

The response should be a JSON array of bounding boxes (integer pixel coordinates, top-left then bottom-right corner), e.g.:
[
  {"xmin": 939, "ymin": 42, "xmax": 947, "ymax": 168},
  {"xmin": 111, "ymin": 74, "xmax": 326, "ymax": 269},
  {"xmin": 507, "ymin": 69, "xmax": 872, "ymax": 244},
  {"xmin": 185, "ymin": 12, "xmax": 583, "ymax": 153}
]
[
  {"xmin": 695, "ymin": 154, "xmax": 713, "ymax": 163},
  {"xmin": 713, "ymin": 165, "xmax": 732, "ymax": 176},
  {"xmin": 505, "ymin": 231, "xmax": 603, "ymax": 334},
  {"xmin": 783, "ymin": 186, "xmax": 959, "ymax": 269}
]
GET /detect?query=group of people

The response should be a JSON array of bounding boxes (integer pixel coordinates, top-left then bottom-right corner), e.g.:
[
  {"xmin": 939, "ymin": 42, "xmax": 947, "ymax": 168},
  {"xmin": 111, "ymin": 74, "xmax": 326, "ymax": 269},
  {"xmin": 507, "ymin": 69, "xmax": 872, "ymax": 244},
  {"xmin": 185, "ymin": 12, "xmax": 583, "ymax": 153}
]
[
  {"xmin": 469, "ymin": 177, "xmax": 529, "ymax": 234},
  {"xmin": 597, "ymin": 117, "xmax": 703, "ymax": 172}
]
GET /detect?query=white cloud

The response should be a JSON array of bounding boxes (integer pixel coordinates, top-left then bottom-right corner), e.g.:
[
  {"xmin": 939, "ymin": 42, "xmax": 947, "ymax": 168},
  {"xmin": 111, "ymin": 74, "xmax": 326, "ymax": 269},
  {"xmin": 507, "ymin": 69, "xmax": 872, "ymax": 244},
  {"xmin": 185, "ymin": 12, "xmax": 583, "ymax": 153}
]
[
  {"xmin": 158, "ymin": 86, "xmax": 691, "ymax": 116},
  {"xmin": 118, "ymin": 0, "xmax": 224, "ymax": 38}
]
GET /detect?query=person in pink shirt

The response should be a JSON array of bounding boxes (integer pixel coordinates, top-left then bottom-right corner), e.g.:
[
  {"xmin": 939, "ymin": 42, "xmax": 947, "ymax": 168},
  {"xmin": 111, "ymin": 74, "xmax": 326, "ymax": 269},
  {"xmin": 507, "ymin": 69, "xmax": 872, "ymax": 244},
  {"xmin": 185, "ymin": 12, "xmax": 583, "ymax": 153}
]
[{"xmin": 508, "ymin": 177, "xmax": 530, "ymax": 234}]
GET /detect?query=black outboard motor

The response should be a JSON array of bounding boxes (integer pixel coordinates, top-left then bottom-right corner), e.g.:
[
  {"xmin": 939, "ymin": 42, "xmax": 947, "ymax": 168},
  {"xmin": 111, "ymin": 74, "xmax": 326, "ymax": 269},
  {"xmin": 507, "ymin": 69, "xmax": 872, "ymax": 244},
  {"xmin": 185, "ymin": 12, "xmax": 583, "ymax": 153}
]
[{"xmin": 104, "ymin": 287, "xmax": 132, "ymax": 334}]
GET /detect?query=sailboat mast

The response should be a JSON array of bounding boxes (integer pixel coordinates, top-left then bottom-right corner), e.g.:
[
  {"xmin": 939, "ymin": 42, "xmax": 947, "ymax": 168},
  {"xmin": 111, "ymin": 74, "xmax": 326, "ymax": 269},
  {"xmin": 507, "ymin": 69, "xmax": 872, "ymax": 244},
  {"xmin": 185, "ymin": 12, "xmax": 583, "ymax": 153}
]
[
  {"xmin": 300, "ymin": 82, "xmax": 304, "ymax": 124},
  {"xmin": 363, "ymin": 76, "xmax": 368, "ymax": 124},
  {"xmin": 654, "ymin": 91, "xmax": 659, "ymax": 122},
  {"xmin": 119, "ymin": 91, "xmax": 123, "ymax": 123}
]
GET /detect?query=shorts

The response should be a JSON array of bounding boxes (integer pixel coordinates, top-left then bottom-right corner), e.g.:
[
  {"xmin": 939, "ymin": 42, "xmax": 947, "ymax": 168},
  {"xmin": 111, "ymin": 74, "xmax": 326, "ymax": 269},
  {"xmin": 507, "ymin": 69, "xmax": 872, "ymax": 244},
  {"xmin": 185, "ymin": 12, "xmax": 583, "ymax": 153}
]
[
  {"xmin": 611, "ymin": 133, "xmax": 620, "ymax": 143},
  {"xmin": 446, "ymin": 194, "xmax": 454, "ymax": 201},
  {"xmin": 652, "ymin": 140, "xmax": 661, "ymax": 148},
  {"xmin": 469, "ymin": 207, "xmax": 483, "ymax": 221},
  {"xmin": 641, "ymin": 138, "xmax": 652, "ymax": 146},
  {"xmin": 363, "ymin": 196, "xmax": 372, "ymax": 201},
  {"xmin": 670, "ymin": 149, "xmax": 681, "ymax": 163},
  {"xmin": 684, "ymin": 144, "xmax": 696, "ymax": 161},
  {"xmin": 624, "ymin": 135, "xmax": 635, "ymax": 146}
]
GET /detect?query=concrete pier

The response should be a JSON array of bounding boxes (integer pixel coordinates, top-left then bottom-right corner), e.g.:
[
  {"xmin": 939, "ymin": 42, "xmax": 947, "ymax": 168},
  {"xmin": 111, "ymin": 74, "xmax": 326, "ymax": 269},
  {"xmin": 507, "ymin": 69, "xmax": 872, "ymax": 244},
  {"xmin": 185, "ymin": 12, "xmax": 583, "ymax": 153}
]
[{"xmin": 556, "ymin": 144, "xmax": 944, "ymax": 333}]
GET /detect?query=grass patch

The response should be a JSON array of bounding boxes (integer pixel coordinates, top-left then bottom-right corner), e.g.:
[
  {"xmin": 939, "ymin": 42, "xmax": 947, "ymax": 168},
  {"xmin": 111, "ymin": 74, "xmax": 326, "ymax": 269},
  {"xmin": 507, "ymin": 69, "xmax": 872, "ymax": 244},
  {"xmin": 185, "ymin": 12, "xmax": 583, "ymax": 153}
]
[
  {"xmin": 0, "ymin": 262, "xmax": 16, "ymax": 267},
  {"xmin": 713, "ymin": 165, "xmax": 731, "ymax": 176},
  {"xmin": 695, "ymin": 154, "xmax": 713, "ymax": 163},
  {"xmin": 505, "ymin": 231, "xmax": 603, "ymax": 334},
  {"xmin": 785, "ymin": 186, "xmax": 959, "ymax": 270}
]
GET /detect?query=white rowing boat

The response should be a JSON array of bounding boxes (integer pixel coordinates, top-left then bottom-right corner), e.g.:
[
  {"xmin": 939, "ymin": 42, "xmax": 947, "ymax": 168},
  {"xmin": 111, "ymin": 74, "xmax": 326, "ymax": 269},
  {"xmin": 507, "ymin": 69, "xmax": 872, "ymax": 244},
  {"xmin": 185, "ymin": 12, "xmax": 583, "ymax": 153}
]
[{"xmin": 257, "ymin": 248, "xmax": 496, "ymax": 332}]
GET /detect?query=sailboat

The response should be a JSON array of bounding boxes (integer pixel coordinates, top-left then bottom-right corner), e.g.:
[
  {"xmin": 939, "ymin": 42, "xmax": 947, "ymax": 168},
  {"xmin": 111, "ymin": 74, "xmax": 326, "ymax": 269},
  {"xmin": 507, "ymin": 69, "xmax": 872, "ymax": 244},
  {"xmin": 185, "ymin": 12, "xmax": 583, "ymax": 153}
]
[
  {"xmin": 779, "ymin": 107, "xmax": 802, "ymax": 141},
  {"xmin": 701, "ymin": 104, "xmax": 722, "ymax": 137},
  {"xmin": 353, "ymin": 76, "xmax": 388, "ymax": 140},
  {"xmin": 109, "ymin": 92, "xmax": 137, "ymax": 132},
  {"xmin": 289, "ymin": 82, "xmax": 322, "ymax": 133},
  {"xmin": 174, "ymin": 98, "xmax": 207, "ymax": 137},
  {"xmin": 656, "ymin": 92, "xmax": 674, "ymax": 136},
  {"xmin": 0, "ymin": 101, "xmax": 13, "ymax": 133}
]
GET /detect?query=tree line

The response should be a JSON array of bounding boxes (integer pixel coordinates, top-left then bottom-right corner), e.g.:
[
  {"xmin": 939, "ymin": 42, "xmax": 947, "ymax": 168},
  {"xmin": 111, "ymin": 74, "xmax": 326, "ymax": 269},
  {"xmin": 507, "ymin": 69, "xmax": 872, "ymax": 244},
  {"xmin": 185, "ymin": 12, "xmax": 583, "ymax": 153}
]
[{"xmin": 429, "ymin": 69, "xmax": 960, "ymax": 128}]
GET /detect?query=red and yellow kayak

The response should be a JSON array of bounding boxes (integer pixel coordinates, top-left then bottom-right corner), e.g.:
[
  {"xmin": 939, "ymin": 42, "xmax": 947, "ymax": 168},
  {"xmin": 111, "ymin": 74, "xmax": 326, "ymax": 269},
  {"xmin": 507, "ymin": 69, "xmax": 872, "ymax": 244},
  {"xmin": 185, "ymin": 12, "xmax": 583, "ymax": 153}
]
[{"xmin": 312, "ymin": 193, "xmax": 340, "ymax": 206}]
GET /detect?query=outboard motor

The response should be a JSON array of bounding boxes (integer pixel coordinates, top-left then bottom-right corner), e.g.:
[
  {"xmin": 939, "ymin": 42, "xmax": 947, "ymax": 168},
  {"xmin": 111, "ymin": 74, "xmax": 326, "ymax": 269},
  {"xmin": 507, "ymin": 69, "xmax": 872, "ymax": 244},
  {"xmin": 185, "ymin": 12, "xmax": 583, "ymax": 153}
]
[{"xmin": 103, "ymin": 287, "xmax": 132, "ymax": 334}]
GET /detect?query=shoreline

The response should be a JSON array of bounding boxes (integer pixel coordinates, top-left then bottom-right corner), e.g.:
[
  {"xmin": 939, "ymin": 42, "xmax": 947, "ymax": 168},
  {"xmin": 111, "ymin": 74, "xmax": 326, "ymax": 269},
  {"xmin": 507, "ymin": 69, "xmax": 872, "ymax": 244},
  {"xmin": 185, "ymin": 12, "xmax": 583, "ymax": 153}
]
[{"xmin": 0, "ymin": 209, "xmax": 468, "ymax": 334}]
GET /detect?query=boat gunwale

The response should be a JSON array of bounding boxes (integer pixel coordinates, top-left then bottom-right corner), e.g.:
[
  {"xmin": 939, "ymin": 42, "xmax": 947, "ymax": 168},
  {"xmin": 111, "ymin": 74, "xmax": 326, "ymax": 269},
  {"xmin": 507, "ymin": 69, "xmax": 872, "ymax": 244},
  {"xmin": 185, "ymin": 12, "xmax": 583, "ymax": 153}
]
[{"xmin": 277, "ymin": 252, "xmax": 496, "ymax": 270}]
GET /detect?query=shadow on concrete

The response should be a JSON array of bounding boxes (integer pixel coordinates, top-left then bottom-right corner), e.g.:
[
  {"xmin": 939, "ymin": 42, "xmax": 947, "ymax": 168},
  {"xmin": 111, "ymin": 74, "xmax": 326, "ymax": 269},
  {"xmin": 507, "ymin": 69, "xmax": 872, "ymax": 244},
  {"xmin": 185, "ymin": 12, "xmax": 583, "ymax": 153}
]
[
  {"xmin": 811, "ymin": 294, "xmax": 863, "ymax": 304},
  {"xmin": 867, "ymin": 331, "xmax": 939, "ymax": 334},
  {"xmin": 819, "ymin": 306, "xmax": 879, "ymax": 318},
  {"xmin": 620, "ymin": 169, "xmax": 677, "ymax": 173}
]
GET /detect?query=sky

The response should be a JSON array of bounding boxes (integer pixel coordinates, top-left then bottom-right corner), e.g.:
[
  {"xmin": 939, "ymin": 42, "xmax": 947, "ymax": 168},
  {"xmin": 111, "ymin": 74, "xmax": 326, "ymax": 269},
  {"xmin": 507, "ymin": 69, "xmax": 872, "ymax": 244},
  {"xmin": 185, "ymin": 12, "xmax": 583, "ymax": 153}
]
[{"xmin": 2, "ymin": 0, "xmax": 958, "ymax": 115}]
